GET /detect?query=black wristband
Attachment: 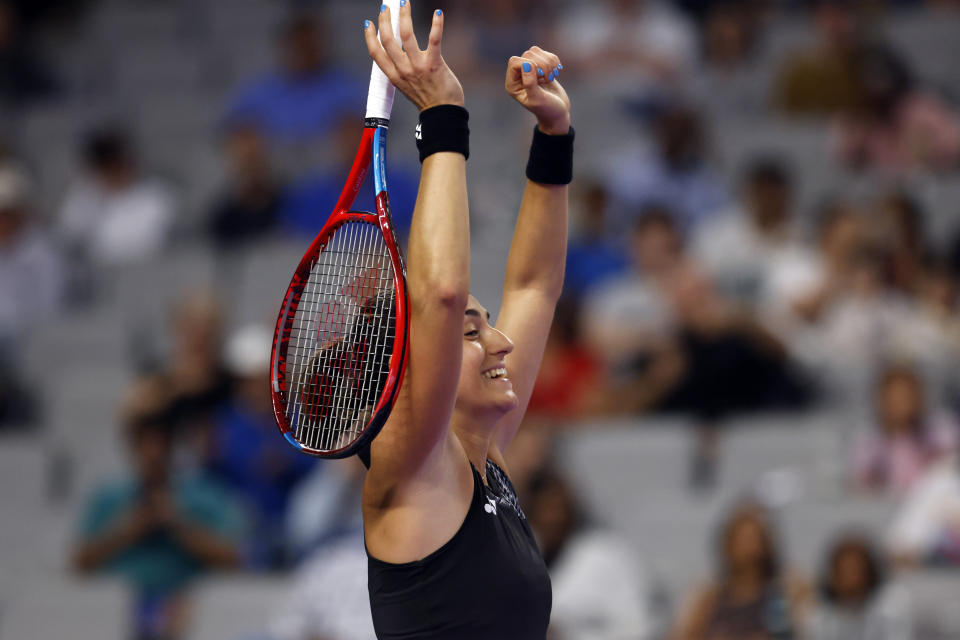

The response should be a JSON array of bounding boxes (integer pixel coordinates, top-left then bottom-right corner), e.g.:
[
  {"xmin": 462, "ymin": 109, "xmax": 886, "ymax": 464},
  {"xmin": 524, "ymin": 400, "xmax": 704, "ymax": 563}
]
[
  {"xmin": 416, "ymin": 105, "xmax": 470, "ymax": 163},
  {"xmin": 526, "ymin": 125, "xmax": 575, "ymax": 185}
]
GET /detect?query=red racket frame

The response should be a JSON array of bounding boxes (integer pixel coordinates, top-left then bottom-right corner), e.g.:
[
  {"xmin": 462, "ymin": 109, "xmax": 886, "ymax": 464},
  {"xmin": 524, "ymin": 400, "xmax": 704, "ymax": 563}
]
[{"xmin": 270, "ymin": 124, "xmax": 409, "ymax": 458}]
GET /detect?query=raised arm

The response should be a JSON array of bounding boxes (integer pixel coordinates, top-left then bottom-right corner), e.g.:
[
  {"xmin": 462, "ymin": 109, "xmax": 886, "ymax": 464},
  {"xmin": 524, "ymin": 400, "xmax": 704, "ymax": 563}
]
[
  {"xmin": 493, "ymin": 47, "xmax": 572, "ymax": 453},
  {"xmin": 363, "ymin": 4, "xmax": 469, "ymax": 474}
]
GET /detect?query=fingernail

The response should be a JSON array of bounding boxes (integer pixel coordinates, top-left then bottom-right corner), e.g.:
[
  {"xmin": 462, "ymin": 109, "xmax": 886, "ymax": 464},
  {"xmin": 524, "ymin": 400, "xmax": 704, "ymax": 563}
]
[
  {"xmin": 537, "ymin": 68, "xmax": 544, "ymax": 77},
  {"xmin": 549, "ymin": 71, "xmax": 556, "ymax": 82},
  {"xmin": 380, "ymin": 4, "xmax": 387, "ymax": 12},
  {"xmin": 553, "ymin": 67, "xmax": 559, "ymax": 77},
  {"xmin": 522, "ymin": 62, "xmax": 531, "ymax": 73},
  {"xmin": 558, "ymin": 63, "xmax": 564, "ymax": 70},
  {"xmin": 364, "ymin": 19, "xmax": 371, "ymax": 29},
  {"xmin": 435, "ymin": 9, "xmax": 442, "ymax": 16},
  {"xmin": 400, "ymin": 0, "xmax": 406, "ymax": 6}
]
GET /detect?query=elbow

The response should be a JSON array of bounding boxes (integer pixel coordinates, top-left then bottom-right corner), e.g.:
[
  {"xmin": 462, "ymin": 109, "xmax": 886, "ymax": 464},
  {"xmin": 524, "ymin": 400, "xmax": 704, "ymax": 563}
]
[{"xmin": 414, "ymin": 279, "xmax": 469, "ymax": 312}]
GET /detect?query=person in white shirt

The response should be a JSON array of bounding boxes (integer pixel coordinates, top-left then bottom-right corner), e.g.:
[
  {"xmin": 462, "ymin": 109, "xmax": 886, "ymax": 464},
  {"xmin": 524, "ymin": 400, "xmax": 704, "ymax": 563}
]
[
  {"xmin": 269, "ymin": 531, "xmax": 375, "ymax": 640},
  {"xmin": 58, "ymin": 127, "xmax": 175, "ymax": 265},
  {"xmin": 525, "ymin": 466, "xmax": 664, "ymax": 640},
  {"xmin": 693, "ymin": 157, "xmax": 802, "ymax": 306},
  {"xmin": 0, "ymin": 163, "xmax": 62, "ymax": 354},
  {"xmin": 886, "ymin": 455, "xmax": 960, "ymax": 567},
  {"xmin": 809, "ymin": 531, "xmax": 913, "ymax": 640},
  {"xmin": 554, "ymin": 0, "xmax": 696, "ymax": 84}
]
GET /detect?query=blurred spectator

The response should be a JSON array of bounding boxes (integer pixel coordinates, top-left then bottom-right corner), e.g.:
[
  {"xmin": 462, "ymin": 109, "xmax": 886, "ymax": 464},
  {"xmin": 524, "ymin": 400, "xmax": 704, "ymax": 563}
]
[
  {"xmin": 693, "ymin": 157, "xmax": 800, "ymax": 304},
  {"xmin": 875, "ymin": 190, "xmax": 927, "ymax": 296},
  {"xmin": 852, "ymin": 364, "xmax": 960, "ymax": 496},
  {"xmin": 58, "ymin": 127, "xmax": 176, "ymax": 265},
  {"xmin": 285, "ymin": 459, "xmax": 365, "ymax": 562},
  {"xmin": 773, "ymin": 0, "xmax": 866, "ymax": 116},
  {"xmin": 525, "ymin": 466, "xmax": 664, "ymax": 640},
  {"xmin": 527, "ymin": 297, "xmax": 603, "ymax": 421},
  {"xmin": 763, "ymin": 200, "xmax": 865, "ymax": 325},
  {"xmin": 207, "ymin": 121, "xmax": 283, "ymax": 249},
  {"xmin": 563, "ymin": 181, "xmax": 629, "ymax": 297},
  {"xmin": 584, "ymin": 209, "xmax": 802, "ymax": 417},
  {"xmin": 476, "ymin": 1, "xmax": 539, "ymax": 68},
  {"xmin": 0, "ymin": 163, "xmax": 63, "ymax": 360},
  {"xmin": 671, "ymin": 501, "xmax": 811, "ymax": 639},
  {"xmin": 809, "ymin": 532, "xmax": 913, "ymax": 640},
  {"xmin": 207, "ymin": 324, "xmax": 316, "ymax": 569},
  {"xmin": 765, "ymin": 201, "xmax": 916, "ymax": 402},
  {"xmin": 503, "ymin": 423, "xmax": 556, "ymax": 497},
  {"xmin": 886, "ymin": 452, "xmax": 960, "ymax": 567},
  {"xmin": 268, "ymin": 532, "xmax": 375, "ymax": 640},
  {"xmin": 553, "ymin": 0, "xmax": 697, "ymax": 84},
  {"xmin": 688, "ymin": 1, "xmax": 769, "ymax": 118},
  {"xmin": 897, "ymin": 260, "xmax": 960, "ymax": 403},
  {"xmin": 72, "ymin": 378, "xmax": 244, "ymax": 640},
  {"xmin": 830, "ymin": 44, "xmax": 960, "ymax": 173},
  {"xmin": 0, "ymin": 0, "xmax": 59, "ymax": 108},
  {"xmin": 605, "ymin": 104, "xmax": 728, "ymax": 234},
  {"xmin": 158, "ymin": 291, "xmax": 233, "ymax": 447},
  {"xmin": 223, "ymin": 14, "xmax": 364, "ymax": 143}
]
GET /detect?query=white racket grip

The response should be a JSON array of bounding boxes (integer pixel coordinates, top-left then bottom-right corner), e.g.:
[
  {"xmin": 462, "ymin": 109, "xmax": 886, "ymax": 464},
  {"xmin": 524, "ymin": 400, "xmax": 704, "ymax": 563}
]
[{"xmin": 365, "ymin": 0, "xmax": 403, "ymax": 121}]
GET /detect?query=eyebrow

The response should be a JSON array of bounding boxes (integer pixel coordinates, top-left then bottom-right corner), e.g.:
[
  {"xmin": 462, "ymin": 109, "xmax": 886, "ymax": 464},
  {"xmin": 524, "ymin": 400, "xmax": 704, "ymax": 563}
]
[{"xmin": 465, "ymin": 309, "xmax": 491, "ymax": 321}]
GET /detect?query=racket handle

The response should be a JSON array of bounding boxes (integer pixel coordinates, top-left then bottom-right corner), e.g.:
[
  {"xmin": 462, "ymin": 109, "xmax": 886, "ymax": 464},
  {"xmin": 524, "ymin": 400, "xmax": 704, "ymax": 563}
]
[{"xmin": 366, "ymin": 0, "xmax": 403, "ymax": 122}]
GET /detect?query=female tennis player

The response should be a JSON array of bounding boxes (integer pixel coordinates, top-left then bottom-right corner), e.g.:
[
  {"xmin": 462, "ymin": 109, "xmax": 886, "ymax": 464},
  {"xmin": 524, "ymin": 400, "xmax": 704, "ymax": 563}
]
[{"xmin": 361, "ymin": 3, "xmax": 572, "ymax": 638}]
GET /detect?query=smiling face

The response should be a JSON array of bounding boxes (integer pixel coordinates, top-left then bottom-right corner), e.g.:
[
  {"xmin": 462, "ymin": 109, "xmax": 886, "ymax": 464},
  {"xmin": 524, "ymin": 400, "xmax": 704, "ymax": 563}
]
[{"xmin": 456, "ymin": 295, "xmax": 519, "ymax": 419}]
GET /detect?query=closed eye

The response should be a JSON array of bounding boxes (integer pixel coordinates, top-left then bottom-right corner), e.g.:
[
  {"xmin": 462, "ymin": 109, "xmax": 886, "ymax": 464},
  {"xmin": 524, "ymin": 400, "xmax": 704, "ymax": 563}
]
[{"xmin": 464, "ymin": 330, "xmax": 479, "ymax": 338}]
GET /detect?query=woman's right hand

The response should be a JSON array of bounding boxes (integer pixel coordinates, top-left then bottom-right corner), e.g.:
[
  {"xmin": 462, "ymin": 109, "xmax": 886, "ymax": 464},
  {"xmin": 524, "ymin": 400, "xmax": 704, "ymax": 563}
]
[{"xmin": 364, "ymin": 2, "xmax": 464, "ymax": 111}]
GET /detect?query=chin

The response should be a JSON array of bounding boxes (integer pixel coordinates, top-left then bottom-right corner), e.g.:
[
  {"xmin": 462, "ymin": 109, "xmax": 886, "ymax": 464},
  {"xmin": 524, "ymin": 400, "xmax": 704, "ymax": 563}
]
[{"xmin": 492, "ymin": 389, "xmax": 520, "ymax": 414}]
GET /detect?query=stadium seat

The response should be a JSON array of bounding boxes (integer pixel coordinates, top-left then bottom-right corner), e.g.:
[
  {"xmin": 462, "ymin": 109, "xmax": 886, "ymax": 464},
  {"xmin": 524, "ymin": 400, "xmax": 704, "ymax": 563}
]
[
  {"xmin": 186, "ymin": 576, "xmax": 287, "ymax": 640},
  {"xmin": 0, "ymin": 576, "xmax": 130, "ymax": 640}
]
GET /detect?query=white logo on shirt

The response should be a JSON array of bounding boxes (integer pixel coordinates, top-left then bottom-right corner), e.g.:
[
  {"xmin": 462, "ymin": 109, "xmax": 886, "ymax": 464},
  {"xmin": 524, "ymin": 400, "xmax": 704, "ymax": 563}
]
[
  {"xmin": 415, "ymin": 123, "xmax": 422, "ymax": 141},
  {"xmin": 484, "ymin": 498, "xmax": 497, "ymax": 515}
]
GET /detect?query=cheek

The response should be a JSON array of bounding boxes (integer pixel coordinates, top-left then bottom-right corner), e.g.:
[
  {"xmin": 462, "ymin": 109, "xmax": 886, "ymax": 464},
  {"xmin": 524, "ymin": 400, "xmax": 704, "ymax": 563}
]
[{"xmin": 457, "ymin": 341, "xmax": 484, "ymax": 393}]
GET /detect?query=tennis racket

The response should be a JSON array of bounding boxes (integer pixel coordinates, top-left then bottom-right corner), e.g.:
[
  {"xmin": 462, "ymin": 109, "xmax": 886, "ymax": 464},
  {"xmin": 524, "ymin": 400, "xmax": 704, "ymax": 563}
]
[{"xmin": 270, "ymin": 0, "xmax": 408, "ymax": 458}]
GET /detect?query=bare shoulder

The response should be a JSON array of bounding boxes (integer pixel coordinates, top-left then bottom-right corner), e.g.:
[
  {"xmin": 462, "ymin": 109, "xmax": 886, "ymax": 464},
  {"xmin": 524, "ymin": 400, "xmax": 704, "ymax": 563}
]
[
  {"xmin": 671, "ymin": 581, "xmax": 721, "ymax": 640},
  {"xmin": 362, "ymin": 430, "xmax": 475, "ymax": 564}
]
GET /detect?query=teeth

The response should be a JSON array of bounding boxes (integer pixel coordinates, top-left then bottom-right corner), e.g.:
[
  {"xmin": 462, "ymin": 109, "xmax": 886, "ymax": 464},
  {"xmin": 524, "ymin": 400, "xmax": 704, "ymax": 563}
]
[{"xmin": 483, "ymin": 367, "xmax": 507, "ymax": 379}]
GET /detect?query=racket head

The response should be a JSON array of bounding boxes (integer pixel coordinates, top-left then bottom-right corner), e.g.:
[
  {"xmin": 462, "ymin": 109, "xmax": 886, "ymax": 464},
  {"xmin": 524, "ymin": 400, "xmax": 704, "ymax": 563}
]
[{"xmin": 270, "ymin": 200, "xmax": 409, "ymax": 458}]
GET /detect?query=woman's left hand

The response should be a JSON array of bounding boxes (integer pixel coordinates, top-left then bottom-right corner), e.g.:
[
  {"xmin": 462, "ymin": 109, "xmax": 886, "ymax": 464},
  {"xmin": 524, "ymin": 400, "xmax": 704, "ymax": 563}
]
[{"xmin": 505, "ymin": 46, "xmax": 571, "ymax": 135}]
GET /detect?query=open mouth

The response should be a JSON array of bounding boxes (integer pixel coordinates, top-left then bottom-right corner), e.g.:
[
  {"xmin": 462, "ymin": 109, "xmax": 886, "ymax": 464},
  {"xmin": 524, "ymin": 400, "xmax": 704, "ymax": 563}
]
[{"xmin": 482, "ymin": 367, "xmax": 508, "ymax": 380}]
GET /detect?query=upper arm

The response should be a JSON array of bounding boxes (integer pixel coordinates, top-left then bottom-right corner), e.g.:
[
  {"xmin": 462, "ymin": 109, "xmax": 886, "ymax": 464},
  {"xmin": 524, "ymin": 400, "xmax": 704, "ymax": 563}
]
[
  {"xmin": 491, "ymin": 288, "xmax": 558, "ymax": 452},
  {"xmin": 368, "ymin": 153, "xmax": 470, "ymax": 479},
  {"xmin": 671, "ymin": 583, "xmax": 717, "ymax": 640}
]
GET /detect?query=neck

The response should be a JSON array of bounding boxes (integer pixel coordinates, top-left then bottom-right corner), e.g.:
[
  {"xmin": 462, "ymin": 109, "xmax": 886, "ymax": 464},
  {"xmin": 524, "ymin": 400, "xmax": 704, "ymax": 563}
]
[
  {"xmin": 451, "ymin": 410, "xmax": 496, "ymax": 481},
  {"xmin": 728, "ymin": 566, "xmax": 766, "ymax": 594}
]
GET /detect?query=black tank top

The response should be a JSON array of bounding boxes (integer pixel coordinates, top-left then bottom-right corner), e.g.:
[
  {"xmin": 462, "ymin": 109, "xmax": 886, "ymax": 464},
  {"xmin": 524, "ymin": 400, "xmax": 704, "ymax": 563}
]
[{"xmin": 367, "ymin": 459, "xmax": 552, "ymax": 639}]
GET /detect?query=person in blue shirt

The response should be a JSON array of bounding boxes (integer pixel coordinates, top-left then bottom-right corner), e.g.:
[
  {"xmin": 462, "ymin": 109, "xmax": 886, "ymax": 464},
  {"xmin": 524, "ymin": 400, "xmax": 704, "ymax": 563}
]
[
  {"xmin": 208, "ymin": 325, "xmax": 316, "ymax": 569},
  {"xmin": 564, "ymin": 180, "xmax": 629, "ymax": 296},
  {"xmin": 72, "ymin": 378, "xmax": 245, "ymax": 640},
  {"xmin": 223, "ymin": 14, "xmax": 365, "ymax": 143}
]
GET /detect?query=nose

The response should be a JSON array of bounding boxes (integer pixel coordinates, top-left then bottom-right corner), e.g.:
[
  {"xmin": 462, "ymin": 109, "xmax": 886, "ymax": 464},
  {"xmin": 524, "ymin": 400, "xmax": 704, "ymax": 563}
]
[{"xmin": 487, "ymin": 327, "xmax": 514, "ymax": 358}]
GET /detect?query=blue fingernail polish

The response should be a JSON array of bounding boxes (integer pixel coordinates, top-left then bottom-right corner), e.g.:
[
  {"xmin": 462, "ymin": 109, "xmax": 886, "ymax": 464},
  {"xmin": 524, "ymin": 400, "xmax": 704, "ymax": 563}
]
[
  {"xmin": 558, "ymin": 63, "xmax": 563, "ymax": 70},
  {"xmin": 364, "ymin": 19, "xmax": 370, "ymax": 29},
  {"xmin": 549, "ymin": 71, "xmax": 556, "ymax": 82},
  {"xmin": 435, "ymin": 9, "xmax": 442, "ymax": 16},
  {"xmin": 522, "ymin": 62, "xmax": 531, "ymax": 73},
  {"xmin": 553, "ymin": 67, "xmax": 559, "ymax": 77},
  {"xmin": 537, "ymin": 68, "xmax": 544, "ymax": 77},
  {"xmin": 380, "ymin": 4, "xmax": 387, "ymax": 12},
  {"xmin": 400, "ymin": 0, "xmax": 406, "ymax": 6}
]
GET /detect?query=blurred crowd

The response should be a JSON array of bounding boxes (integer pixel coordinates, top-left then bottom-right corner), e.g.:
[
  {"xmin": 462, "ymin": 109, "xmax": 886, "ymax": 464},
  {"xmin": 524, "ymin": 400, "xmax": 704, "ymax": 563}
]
[{"xmin": 2, "ymin": 0, "xmax": 960, "ymax": 638}]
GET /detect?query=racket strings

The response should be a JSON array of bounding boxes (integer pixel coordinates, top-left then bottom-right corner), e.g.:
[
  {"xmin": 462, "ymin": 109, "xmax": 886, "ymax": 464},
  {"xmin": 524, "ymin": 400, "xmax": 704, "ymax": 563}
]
[{"xmin": 285, "ymin": 220, "xmax": 397, "ymax": 451}]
